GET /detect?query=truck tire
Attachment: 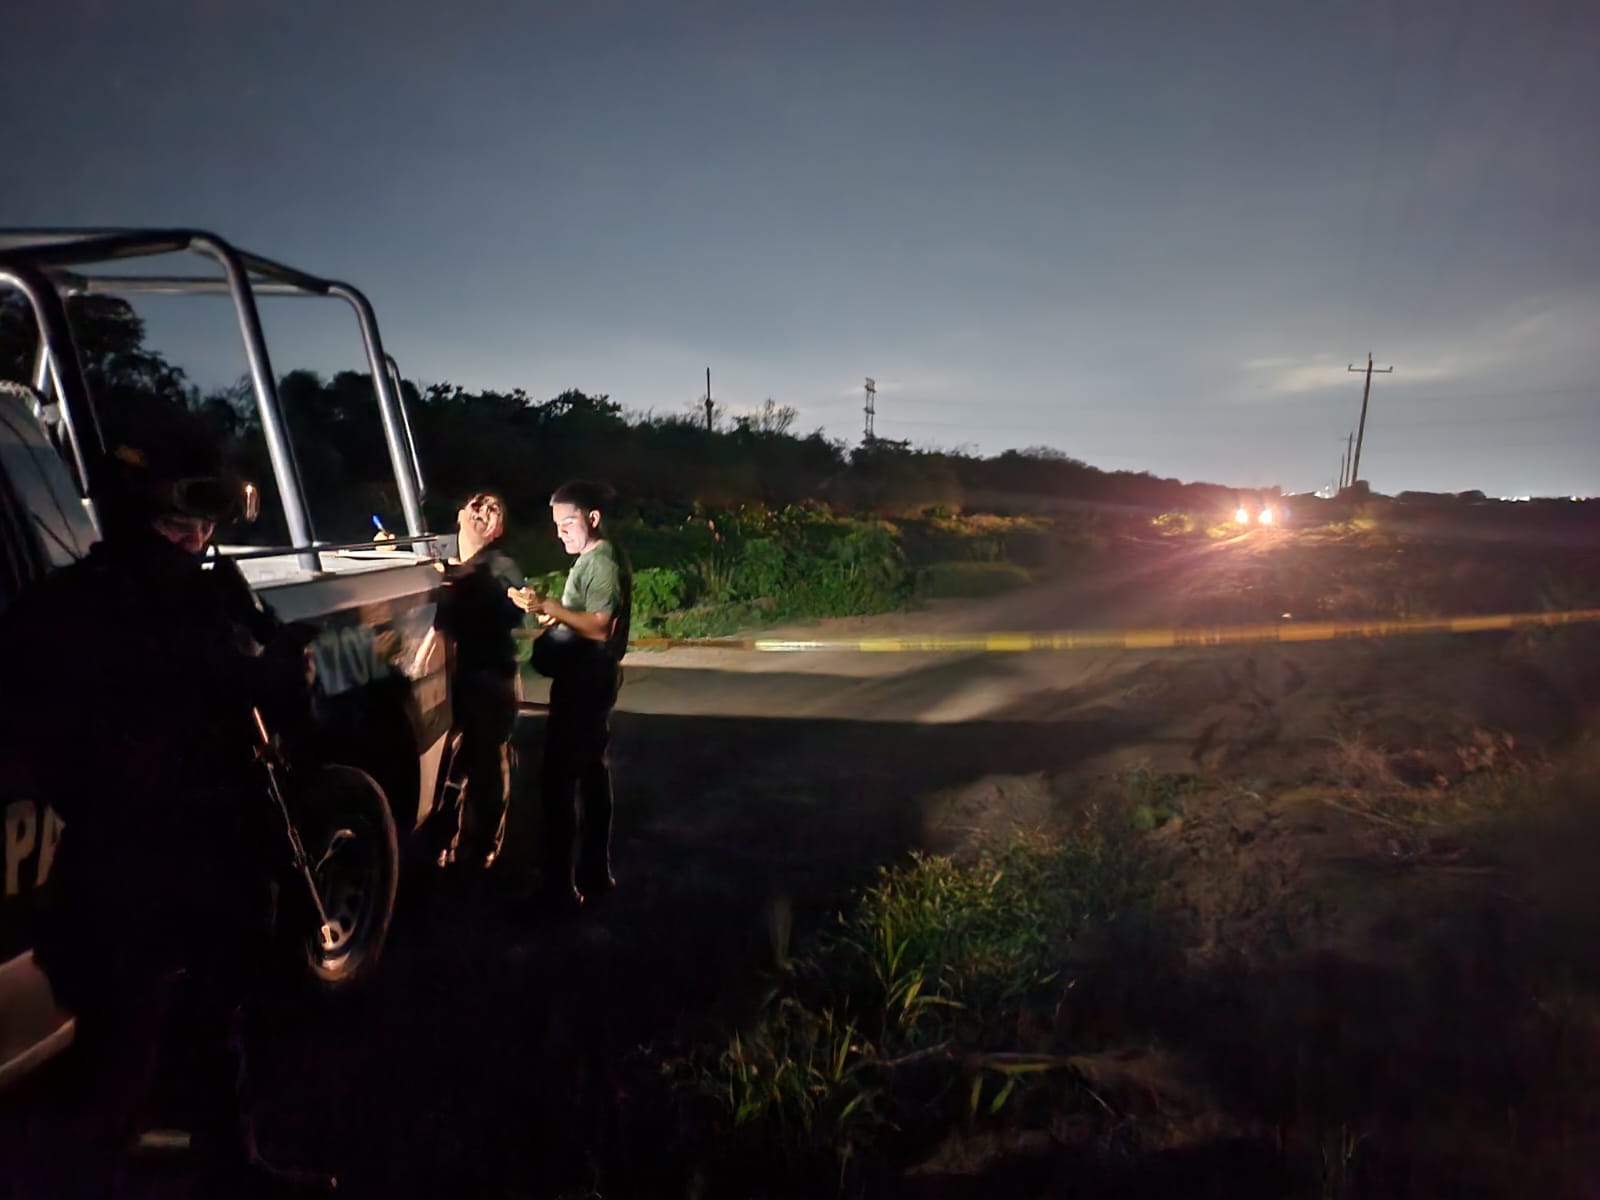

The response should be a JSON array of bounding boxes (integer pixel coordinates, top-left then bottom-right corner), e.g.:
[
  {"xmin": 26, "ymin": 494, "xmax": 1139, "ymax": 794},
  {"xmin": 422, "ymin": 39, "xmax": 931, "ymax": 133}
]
[{"xmin": 291, "ymin": 763, "xmax": 399, "ymax": 993}]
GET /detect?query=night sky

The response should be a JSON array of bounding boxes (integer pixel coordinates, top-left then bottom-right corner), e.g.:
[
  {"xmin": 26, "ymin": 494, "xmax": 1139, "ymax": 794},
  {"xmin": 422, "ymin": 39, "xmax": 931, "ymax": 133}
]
[{"xmin": 5, "ymin": 0, "xmax": 1597, "ymax": 497}]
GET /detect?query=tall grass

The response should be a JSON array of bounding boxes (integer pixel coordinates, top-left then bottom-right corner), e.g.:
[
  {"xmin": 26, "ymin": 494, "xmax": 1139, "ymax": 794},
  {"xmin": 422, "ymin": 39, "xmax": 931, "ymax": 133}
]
[
  {"xmin": 681, "ymin": 828, "xmax": 1147, "ymax": 1177},
  {"xmin": 524, "ymin": 505, "xmax": 1085, "ymax": 642}
]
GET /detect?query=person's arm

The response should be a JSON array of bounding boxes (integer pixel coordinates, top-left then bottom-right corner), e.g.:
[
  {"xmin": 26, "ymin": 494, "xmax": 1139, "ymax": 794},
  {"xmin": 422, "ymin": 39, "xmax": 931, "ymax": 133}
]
[
  {"xmin": 211, "ymin": 554, "xmax": 283, "ymax": 648},
  {"xmin": 517, "ymin": 549, "xmax": 620, "ymax": 643},
  {"xmin": 534, "ymin": 596, "xmax": 613, "ymax": 643},
  {"xmin": 507, "ymin": 585, "xmax": 556, "ymax": 626}
]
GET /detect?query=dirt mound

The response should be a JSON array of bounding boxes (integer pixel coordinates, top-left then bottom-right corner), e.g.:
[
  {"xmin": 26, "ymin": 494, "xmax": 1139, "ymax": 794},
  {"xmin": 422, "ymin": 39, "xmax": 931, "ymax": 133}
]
[{"xmin": 920, "ymin": 772, "xmax": 1063, "ymax": 858}]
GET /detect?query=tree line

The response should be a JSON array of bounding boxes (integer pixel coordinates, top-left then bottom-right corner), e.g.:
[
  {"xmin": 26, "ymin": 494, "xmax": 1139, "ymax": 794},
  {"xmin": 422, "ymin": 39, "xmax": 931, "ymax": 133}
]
[{"xmin": 1, "ymin": 294, "xmax": 1249, "ymax": 550}]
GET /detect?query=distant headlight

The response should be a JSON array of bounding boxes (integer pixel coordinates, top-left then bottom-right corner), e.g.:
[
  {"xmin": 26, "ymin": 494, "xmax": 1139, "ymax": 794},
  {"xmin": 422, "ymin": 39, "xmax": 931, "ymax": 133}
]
[
  {"xmin": 1258, "ymin": 507, "xmax": 1275, "ymax": 525},
  {"xmin": 1234, "ymin": 507, "xmax": 1250, "ymax": 524}
]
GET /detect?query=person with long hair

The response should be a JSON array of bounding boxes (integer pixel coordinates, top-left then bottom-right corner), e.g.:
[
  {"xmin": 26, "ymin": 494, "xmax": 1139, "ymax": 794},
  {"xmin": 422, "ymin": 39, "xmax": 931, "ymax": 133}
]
[{"xmin": 439, "ymin": 492, "xmax": 525, "ymax": 874}]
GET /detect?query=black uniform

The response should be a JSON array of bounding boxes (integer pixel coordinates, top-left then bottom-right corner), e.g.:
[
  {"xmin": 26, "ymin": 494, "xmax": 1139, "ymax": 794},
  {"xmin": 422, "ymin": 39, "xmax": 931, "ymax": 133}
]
[
  {"xmin": 0, "ymin": 526, "xmax": 313, "ymax": 1192},
  {"xmin": 437, "ymin": 538, "xmax": 524, "ymax": 869}
]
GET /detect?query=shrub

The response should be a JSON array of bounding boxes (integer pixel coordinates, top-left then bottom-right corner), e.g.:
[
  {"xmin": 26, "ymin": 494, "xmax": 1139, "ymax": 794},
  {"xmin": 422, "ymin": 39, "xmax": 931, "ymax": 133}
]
[
  {"xmin": 632, "ymin": 567, "xmax": 687, "ymax": 623},
  {"xmin": 681, "ymin": 830, "xmax": 1146, "ymax": 1171},
  {"xmin": 618, "ymin": 506, "xmax": 914, "ymax": 632}
]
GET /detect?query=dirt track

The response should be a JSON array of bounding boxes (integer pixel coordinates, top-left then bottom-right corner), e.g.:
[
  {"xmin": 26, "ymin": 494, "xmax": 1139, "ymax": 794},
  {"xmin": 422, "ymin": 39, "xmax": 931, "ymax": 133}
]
[{"xmin": 5, "ymin": 522, "xmax": 1600, "ymax": 1198}]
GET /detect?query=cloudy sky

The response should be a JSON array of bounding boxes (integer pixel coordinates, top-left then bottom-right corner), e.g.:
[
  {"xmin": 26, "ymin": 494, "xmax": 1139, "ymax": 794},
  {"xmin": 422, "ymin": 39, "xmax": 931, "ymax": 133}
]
[{"xmin": 4, "ymin": 0, "xmax": 1597, "ymax": 496}]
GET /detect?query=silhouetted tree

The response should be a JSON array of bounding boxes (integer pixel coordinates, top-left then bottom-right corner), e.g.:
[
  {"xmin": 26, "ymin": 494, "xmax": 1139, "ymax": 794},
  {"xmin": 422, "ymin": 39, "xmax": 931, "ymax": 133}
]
[{"xmin": 2, "ymin": 290, "xmax": 1248, "ymax": 533}]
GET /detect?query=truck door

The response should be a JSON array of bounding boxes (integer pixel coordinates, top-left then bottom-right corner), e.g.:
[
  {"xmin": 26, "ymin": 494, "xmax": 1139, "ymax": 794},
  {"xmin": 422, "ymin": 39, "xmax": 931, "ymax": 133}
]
[{"xmin": 0, "ymin": 383, "xmax": 85, "ymax": 1085}]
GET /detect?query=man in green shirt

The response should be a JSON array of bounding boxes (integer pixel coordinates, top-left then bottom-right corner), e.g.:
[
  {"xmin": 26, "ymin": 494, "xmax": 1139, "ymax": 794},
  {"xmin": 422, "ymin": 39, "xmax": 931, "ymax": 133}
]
[{"xmin": 509, "ymin": 479, "xmax": 631, "ymax": 909}]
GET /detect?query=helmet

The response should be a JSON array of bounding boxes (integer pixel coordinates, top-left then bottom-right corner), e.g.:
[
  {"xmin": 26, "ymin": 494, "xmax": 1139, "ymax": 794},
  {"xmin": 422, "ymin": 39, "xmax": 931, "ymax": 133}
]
[{"xmin": 96, "ymin": 405, "xmax": 258, "ymax": 529}]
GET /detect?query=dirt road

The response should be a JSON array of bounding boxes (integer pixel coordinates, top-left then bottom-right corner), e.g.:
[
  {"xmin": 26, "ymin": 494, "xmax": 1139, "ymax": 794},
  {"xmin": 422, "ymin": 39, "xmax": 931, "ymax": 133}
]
[{"xmin": 611, "ymin": 533, "xmax": 1260, "ymax": 727}]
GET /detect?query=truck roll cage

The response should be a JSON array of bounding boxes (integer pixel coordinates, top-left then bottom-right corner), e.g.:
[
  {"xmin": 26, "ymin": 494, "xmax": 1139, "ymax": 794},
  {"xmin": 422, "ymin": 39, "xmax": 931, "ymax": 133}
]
[{"xmin": 0, "ymin": 229, "xmax": 431, "ymax": 573}]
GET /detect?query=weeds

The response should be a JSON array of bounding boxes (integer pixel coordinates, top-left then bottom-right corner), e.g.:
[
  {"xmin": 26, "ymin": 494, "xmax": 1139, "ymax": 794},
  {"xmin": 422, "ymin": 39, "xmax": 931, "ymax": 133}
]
[
  {"xmin": 625, "ymin": 508, "xmax": 914, "ymax": 635},
  {"xmin": 1326, "ymin": 733, "xmax": 1400, "ymax": 793},
  {"xmin": 1316, "ymin": 1123, "xmax": 1369, "ymax": 1199},
  {"xmin": 528, "ymin": 505, "xmax": 1090, "ymax": 642},
  {"xmin": 1448, "ymin": 758, "xmax": 1545, "ymax": 815},
  {"xmin": 1151, "ymin": 511, "xmax": 1197, "ymax": 536},
  {"xmin": 1117, "ymin": 760, "xmax": 1204, "ymax": 831},
  {"xmin": 680, "ymin": 830, "xmax": 1147, "ymax": 1178}
]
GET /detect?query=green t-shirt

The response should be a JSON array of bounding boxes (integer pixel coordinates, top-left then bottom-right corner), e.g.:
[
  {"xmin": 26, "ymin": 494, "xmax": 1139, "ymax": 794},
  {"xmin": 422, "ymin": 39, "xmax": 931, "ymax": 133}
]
[{"xmin": 560, "ymin": 538, "xmax": 632, "ymax": 662}]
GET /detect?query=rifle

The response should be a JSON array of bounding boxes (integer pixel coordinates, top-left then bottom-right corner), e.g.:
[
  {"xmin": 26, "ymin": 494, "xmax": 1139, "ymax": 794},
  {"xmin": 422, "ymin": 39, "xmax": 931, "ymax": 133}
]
[{"xmin": 249, "ymin": 706, "xmax": 335, "ymax": 951}]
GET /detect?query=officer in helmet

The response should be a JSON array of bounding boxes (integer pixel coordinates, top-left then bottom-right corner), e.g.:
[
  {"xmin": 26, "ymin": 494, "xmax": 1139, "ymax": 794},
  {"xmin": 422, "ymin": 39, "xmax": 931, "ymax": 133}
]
[{"xmin": 0, "ymin": 405, "xmax": 335, "ymax": 1195}]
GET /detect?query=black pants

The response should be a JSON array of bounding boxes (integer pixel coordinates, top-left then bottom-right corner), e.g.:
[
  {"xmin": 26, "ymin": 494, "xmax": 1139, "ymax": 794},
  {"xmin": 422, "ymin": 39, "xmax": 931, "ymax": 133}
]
[
  {"xmin": 453, "ymin": 670, "xmax": 518, "ymax": 868},
  {"xmin": 27, "ymin": 860, "xmax": 273, "ymax": 1197},
  {"xmin": 540, "ymin": 665, "xmax": 619, "ymax": 889}
]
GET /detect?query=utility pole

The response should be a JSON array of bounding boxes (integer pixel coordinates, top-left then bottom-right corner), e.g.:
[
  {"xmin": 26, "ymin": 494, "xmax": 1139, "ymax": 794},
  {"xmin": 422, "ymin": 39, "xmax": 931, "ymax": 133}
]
[
  {"xmin": 863, "ymin": 377, "xmax": 876, "ymax": 441},
  {"xmin": 704, "ymin": 367, "xmax": 713, "ymax": 432},
  {"xmin": 1339, "ymin": 430, "xmax": 1354, "ymax": 490},
  {"xmin": 1346, "ymin": 352, "xmax": 1393, "ymax": 486}
]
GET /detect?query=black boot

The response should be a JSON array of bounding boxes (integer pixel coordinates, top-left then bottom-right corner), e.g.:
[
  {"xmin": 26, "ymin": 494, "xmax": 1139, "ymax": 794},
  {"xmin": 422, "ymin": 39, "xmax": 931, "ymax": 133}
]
[
  {"xmin": 213, "ymin": 1152, "xmax": 340, "ymax": 1196},
  {"xmin": 189, "ymin": 1007, "xmax": 340, "ymax": 1195},
  {"xmin": 195, "ymin": 1111, "xmax": 339, "ymax": 1196},
  {"xmin": 124, "ymin": 1124, "xmax": 338, "ymax": 1195},
  {"xmin": 534, "ymin": 860, "xmax": 585, "ymax": 915},
  {"xmin": 575, "ymin": 862, "xmax": 616, "ymax": 900}
]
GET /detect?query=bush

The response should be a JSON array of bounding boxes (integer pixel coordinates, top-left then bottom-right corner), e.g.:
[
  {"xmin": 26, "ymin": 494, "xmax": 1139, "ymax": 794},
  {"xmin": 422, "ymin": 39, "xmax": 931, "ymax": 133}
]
[
  {"xmin": 916, "ymin": 561, "xmax": 1032, "ymax": 599},
  {"xmin": 620, "ymin": 505, "xmax": 914, "ymax": 633},
  {"xmin": 516, "ymin": 504, "xmax": 1087, "ymax": 642},
  {"xmin": 632, "ymin": 567, "xmax": 687, "ymax": 623},
  {"xmin": 1151, "ymin": 511, "xmax": 1197, "ymax": 536},
  {"xmin": 680, "ymin": 830, "xmax": 1146, "ymax": 1171},
  {"xmin": 1000, "ymin": 526, "xmax": 1055, "ymax": 566}
]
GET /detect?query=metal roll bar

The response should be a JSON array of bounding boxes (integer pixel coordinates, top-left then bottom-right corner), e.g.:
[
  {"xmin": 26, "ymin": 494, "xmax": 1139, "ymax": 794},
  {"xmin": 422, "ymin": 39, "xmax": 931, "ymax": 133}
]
[
  {"xmin": 0, "ymin": 229, "xmax": 431, "ymax": 573},
  {"xmin": 0, "ymin": 262, "xmax": 104, "ymax": 530}
]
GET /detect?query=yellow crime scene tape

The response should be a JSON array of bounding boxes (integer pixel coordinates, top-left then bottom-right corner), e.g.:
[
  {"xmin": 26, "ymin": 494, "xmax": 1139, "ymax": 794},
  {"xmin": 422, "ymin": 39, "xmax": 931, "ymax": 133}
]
[{"xmin": 621, "ymin": 607, "xmax": 1600, "ymax": 654}]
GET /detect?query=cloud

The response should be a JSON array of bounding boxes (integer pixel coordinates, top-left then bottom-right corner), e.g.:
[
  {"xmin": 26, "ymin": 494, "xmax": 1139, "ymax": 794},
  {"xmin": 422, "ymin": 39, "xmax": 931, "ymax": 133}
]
[
  {"xmin": 1240, "ymin": 291, "xmax": 1600, "ymax": 403},
  {"xmin": 1239, "ymin": 354, "xmax": 1348, "ymax": 396}
]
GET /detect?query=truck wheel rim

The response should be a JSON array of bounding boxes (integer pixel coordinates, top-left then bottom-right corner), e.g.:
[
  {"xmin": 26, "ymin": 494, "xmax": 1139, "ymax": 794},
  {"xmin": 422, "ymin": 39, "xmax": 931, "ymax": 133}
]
[{"xmin": 313, "ymin": 825, "xmax": 377, "ymax": 956}]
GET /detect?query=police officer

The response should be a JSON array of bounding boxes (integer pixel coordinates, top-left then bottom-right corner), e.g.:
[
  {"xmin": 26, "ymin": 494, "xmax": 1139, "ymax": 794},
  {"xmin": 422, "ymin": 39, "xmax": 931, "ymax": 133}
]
[{"xmin": 0, "ymin": 407, "xmax": 336, "ymax": 1195}]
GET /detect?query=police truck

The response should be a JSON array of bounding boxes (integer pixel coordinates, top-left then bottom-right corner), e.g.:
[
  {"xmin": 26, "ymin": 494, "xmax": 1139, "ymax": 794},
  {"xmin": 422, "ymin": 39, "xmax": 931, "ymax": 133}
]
[{"xmin": 0, "ymin": 229, "xmax": 464, "ymax": 1088}]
